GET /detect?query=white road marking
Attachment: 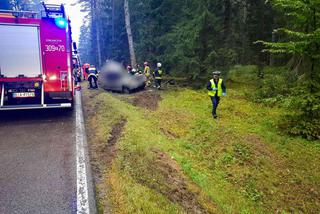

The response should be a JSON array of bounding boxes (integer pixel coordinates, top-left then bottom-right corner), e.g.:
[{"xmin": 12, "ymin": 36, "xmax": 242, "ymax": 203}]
[{"xmin": 75, "ymin": 91, "xmax": 90, "ymax": 214}]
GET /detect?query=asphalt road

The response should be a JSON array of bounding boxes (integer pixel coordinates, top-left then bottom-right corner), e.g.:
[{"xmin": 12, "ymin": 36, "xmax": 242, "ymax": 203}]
[{"xmin": 0, "ymin": 108, "xmax": 77, "ymax": 214}]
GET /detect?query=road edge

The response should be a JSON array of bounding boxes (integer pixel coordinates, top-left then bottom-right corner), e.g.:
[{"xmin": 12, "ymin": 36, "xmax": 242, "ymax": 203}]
[{"xmin": 75, "ymin": 91, "xmax": 97, "ymax": 214}]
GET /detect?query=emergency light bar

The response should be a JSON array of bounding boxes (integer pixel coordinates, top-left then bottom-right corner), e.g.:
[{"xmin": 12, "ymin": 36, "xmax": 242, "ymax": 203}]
[
  {"xmin": 41, "ymin": 3, "xmax": 66, "ymax": 18},
  {"xmin": 55, "ymin": 17, "xmax": 68, "ymax": 28}
]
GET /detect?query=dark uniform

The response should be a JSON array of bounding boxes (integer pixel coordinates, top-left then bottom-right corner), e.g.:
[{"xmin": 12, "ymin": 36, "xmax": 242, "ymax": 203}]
[
  {"xmin": 154, "ymin": 68, "xmax": 163, "ymax": 89},
  {"xmin": 88, "ymin": 67, "xmax": 98, "ymax": 89},
  {"xmin": 207, "ymin": 72, "xmax": 226, "ymax": 118}
]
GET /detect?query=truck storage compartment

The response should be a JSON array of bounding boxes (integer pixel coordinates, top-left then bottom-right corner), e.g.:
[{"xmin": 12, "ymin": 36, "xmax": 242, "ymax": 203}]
[{"xmin": 0, "ymin": 24, "xmax": 42, "ymax": 78}]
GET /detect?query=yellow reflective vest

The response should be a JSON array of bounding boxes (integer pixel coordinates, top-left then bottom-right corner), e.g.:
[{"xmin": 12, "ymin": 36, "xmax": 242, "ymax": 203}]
[
  {"xmin": 154, "ymin": 69, "xmax": 163, "ymax": 79},
  {"xmin": 208, "ymin": 79, "xmax": 223, "ymax": 97},
  {"xmin": 144, "ymin": 66, "xmax": 150, "ymax": 77}
]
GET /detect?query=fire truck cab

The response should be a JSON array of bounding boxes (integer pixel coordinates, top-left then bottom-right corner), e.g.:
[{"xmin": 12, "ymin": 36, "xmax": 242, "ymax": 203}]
[{"xmin": 0, "ymin": 4, "xmax": 75, "ymax": 110}]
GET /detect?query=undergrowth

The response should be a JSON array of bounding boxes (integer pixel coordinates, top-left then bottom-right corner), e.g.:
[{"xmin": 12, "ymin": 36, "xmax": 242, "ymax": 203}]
[{"xmin": 83, "ymin": 78, "xmax": 320, "ymax": 213}]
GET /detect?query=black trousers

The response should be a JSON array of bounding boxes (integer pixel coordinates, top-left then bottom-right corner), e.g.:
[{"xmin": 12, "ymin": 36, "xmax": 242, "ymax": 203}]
[
  {"xmin": 88, "ymin": 75, "xmax": 98, "ymax": 88},
  {"xmin": 210, "ymin": 96, "xmax": 220, "ymax": 116},
  {"xmin": 74, "ymin": 75, "xmax": 81, "ymax": 84},
  {"xmin": 155, "ymin": 79, "xmax": 162, "ymax": 88}
]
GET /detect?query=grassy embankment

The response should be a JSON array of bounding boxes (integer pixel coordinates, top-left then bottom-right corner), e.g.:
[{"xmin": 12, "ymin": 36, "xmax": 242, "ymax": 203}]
[{"xmin": 82, "ymin": 66, "xmax": 320, "ymax": 214}]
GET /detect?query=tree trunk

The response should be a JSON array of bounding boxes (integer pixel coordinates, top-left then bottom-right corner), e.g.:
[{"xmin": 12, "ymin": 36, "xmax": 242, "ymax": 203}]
[
  {"xmin": 310, "ymin": 7, "xmax": 317, "ymax": 94},
  {"xmin": 93, "ymin": 0, "xmax": 102, "ymax": 67},
  {"xmin": 240, "ymin": 1, "xmax": 248, "ymax": 64},
  {"xmin": 124, "ymin": 0, "xmax": 137, "ymax": 67},
  {"xmin": 269, "ymin": 31, "xmax": 276, "ymax": 66},
  {"xmin": 223, "ymin": 0, "xmax": 231, "ymax": 41},
  {"xmin": 112, "ymin": 0, "xmax": 115, "ymax": 43}
]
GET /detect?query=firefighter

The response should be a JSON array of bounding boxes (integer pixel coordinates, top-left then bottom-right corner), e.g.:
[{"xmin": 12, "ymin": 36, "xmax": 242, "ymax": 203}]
[
  {"xmin": 73, "ymin": 67, "xmax": 81, "ymax": 85},
  {"xmin": 73, "ymin": 63, "xmax": 81, "ymax": 84},
  {"xmin": 127, "ymin": 65, "xmax": 132, "ymax": 74},
  {"xmin": 83, "ymin": 63, "xmax": 90, "ymax": 80},
  {"xmin": 207, "ymin": 71, "xmax": 226, "ymax": 119},
  {"xmin": 154, "ymin": 62, "xmax": 163, "ymax": 89},
  {"xmin": 127, "ymin": 65, "xmax": 137, "ymax": 75},
  {"xmin": 132, "ymin": 68, "xmax": 137, "ymax": 75},
  {"xmin": 88, "ymin": 65, "xmax": 98, "ymax": 89},
  {"xmin": 137, "ymin": 64, "xmax": 143, "ymax": 74},
  {"xmin": 144, "ymin": 61, "xmax": 151, "ymax": 86}
]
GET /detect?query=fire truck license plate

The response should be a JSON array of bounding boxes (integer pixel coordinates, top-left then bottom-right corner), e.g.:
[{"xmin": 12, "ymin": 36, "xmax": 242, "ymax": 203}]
[{"xmin": 13, "ymin": 92, "xmax": 35, "ymax": 98}]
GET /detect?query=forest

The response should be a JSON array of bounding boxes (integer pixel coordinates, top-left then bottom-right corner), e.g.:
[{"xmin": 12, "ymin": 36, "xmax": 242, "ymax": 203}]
[
  {"xmin": 0, "ymin": 0, "xmax": 41, "ymax": 11},
  {"xmin": 77, "ymin": 0, "xmax": 320, "ymax": 139},
  {"xmin": 79, "ymin": 0, "xmax": 276, "ymax": 75}
]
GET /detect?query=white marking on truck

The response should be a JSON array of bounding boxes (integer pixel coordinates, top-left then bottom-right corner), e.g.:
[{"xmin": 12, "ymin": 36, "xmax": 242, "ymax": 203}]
[{"xmin": 76, "ymin": 92, "xmax": 90, "ymax": 214}]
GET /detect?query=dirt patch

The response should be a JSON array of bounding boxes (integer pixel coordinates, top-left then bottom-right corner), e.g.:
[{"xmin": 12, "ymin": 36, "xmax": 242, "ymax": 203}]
[
  {"xmin": 82, "ymin": 87, "xmax": 127, "ymax": 213},
  {"xmin": 244, "ymin": 134, "xmax": 284, "ymax": 167},
  {"xmin": 89, "ymin": 119, "xmax": 127, "ymax": 214},
  {"xmin": 103, "ymin": 119, "xmax": 127, "ymax": 165},
  {"xmin": 145, "ymin": 149, "xmax": 217, "ymax": 214},
  {"xmin": 81, "ymin": 87, "xmax": 104, "ymax": 118},
  {"xmin": 130, "ymin": 90, "xmax": 162, "ymax": 111},
  {"xmin": 160, "ymin": 127, "xmax": 178, "ymax": 139}
]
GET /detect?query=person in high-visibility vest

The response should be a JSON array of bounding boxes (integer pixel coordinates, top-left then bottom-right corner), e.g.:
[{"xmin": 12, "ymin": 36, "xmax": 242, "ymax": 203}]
[
  {"xmin": 144, "ymin": 61, "xmax": 151, "ymax": 86},
  {"xmin": 88, "ymin": 65, "xmax": 99, "ymax": 89},
  {"xmin": 207, "ymin": 71, "xmax": 226, "ymax": 119},
  {"xmin": 154, "ymin": 62, "xmax": 163, "ymax": 89}
]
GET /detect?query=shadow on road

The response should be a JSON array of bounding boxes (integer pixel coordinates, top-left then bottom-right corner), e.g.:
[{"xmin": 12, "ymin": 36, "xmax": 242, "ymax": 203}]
[{"xmin": 0, "ymin": 109, "xmax": 73, "ymax": 123}]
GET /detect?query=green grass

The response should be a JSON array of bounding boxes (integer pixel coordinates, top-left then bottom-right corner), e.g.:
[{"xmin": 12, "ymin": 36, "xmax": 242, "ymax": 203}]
[{"xmin": 83, "ymin": 80, "xmax": 320, "ymax": 213}]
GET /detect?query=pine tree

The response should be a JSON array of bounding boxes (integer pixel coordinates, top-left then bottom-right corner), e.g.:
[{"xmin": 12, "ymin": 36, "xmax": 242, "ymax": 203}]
[{"xmin": 258, "ymin": 0, "xmax": 320, "ymax": 139}]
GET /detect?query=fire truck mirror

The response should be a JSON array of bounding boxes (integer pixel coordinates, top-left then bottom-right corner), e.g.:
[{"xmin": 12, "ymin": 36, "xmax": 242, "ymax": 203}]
[{"xmin": 73, "ymin": 42, "xmax": 77, "ymax": 51}]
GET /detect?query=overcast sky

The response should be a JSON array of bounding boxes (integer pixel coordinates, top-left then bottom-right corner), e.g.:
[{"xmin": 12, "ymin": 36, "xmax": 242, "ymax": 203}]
[{"xmin": 45, "ymin": 0, "xmax": 87, "ymax": 43}]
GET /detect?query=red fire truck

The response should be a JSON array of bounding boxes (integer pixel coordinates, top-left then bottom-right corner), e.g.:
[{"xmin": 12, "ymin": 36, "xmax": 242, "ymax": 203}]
[{"xmin": 0, "ymin": 3, "xmax": 75, "ymax": 110}]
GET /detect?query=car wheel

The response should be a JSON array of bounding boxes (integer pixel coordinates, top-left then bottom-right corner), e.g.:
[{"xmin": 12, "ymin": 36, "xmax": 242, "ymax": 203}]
[{"xmin": 122, "ymin": 86, "xmax": 130, "ymax": 94}]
